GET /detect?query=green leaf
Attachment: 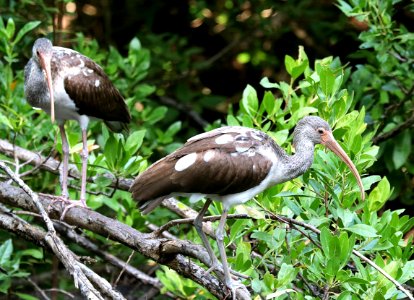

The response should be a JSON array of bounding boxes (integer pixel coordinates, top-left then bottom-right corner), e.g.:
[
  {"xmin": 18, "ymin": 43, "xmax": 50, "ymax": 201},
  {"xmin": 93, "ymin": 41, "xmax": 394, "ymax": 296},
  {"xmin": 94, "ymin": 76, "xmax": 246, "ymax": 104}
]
[
  {"xmin": 165, "ymin": 121, "xmax": 181, "ymax": 138},
  {"xmin": 368, "ymin": 177, "xmax": 391, "ymax": 212},
  {"xmin": 19, "ymin": 249, "xmax": 43, "ymax": 260},
  {"xmin": 284, "ymin": 55, "xmax": 295, "ymax": 76},
  {"xmin": 345, "ymin": 224, "xmax": 378, "ymax": 237},
  {"xmin": 94, "ymin": 176, "xmax": 113, "ymax": 188},
  {"xmin": 241, "ymin": 84, "xmax": 258, "ymax": 118},
  {"xmin": 145, "ymin": 106, "xmax": 167, "ymax": 124},
  {"xmin": 0, "ymin": 240, "xmax": 12, "ymax": 266},
  {"xmin": 268, "ymin": 129, "xmax": 289, "ymax": 145},
  {"xmin": 276, "ymin": 263, "xmax": 297, "ymax": 287},
  {"xmin": 392, "ymin": 130, "xmax": 411, "ymax": 169},
  {"xmin": 125, "ymin": 129, "xmax": 146, "ymax": 155},
  {"xmin": 260, "ymin": 77, "xmax": 280, "ymax": 89},
  {"xmin": 320, "ymin": 227, "xmax": 332, "ymax": 258},
  {"xmin": 5, "ymin": 18, "xmax": 15, "ymax": 39},
  {"xmin": 263, "ymin": 91, "xmax": 275, "ymax": 115},
  {"xmin": 0, "ymin": 114, "xmax": 12, "ymax": 129},
  {"xmin": 0, "ymin": 277, "xmax": 11, "ymax": 293},
  {"xmin": 227, "ymin": 114, "xmax": 240, "ymax": 126},
  {"xmin": 335, "ymin": 111, "xmax": 359, "ymax": 129},
  {"xmin": 317, "ymin": 63, "xmax": 335, "ymax": 96},
  {"xmin": 129, "ymin": 37, "xmax": 141, "ymax": 50},
  {"xmin": 377, "ymin": 260, "xmax": 401, "ymax": 290},
  {"xmin": 13, "ymin": 21, "xmax": 41, "ymax": 45},
  {"xmin": 362, "ymin": 175, "xmax": 381, "ymax": 190},
  {"xmin": 104, "ymin": 135, "xmax": 118, "ymax": 169},
  {"xmin": 14, "ymin": 293, "xmax": 38, "ymax": 300}
]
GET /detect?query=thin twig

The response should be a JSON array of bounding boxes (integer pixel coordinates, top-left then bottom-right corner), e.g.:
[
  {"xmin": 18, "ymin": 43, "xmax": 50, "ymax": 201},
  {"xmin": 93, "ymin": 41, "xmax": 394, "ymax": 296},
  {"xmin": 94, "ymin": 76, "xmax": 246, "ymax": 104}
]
[
  {"xmin": 43, "ymin": 289, "xmax": 75, "ymax": 299},
  {"xmin": 114, "ymin": 251, "xmax": 135, "ymax": 287},
  {"xmin": 27, "ymin": 277, "xmax": 51, "ymax": 300},
  {"xmin": 159, "ymin": 96, "xmax": 208, "ymax": 128},
  {"xmin": 373, "ymin": 112, "xmax": 414, "ymax": 144}
]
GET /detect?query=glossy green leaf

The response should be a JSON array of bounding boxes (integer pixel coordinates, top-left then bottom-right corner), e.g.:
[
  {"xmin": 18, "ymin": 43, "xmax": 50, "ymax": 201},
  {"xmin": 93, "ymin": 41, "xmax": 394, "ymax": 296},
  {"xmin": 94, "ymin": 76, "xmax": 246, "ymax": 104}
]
[
  {"xmin": 145, "ymin": 106, "xmax": 168, "ymax": 124},
  {"xmin": 125, "ymin": 129, "xmax": 146, "ymax": 154},
  {"xmin": 345, "ymin": 224, "xmax": 378, "ymax": 237},
  {"xmin": 0, "ymin": 240, "xmax": 12, "ymax": 266},
  {"xmin": 368, "ymin": 177, "xmax": 391, "ymax": 212},
  {"xmin": 317, "ymin": 63, "xmax": 335, "ymax": 96},
  {"xmin": 276, "ymin": 263, "xmax": 297, "ymax": 287},
  {"xmin": 263, "ymin": 91, "xmax": 275, "ymax": 115},
  {"xmin": 260, "ymin": 77, "xmax": 280, "ymax": 89},
  {"xmin": 241, "ymin": 84, "xmax": 258, "ymax": 118},
  {"xmin": 392, "ymin": 130, "xmax": 411, "ymax": 169},
  {"xmin": 13, "ymin": 21, "xmax": 41, "ymax": 45},
  {"xmin": 284, "ymin": 55, "xmax": 295, "ymax": 75},
  {"xmin": 5, "ymin": 18, "xmax": 15, "ymax": 39}
]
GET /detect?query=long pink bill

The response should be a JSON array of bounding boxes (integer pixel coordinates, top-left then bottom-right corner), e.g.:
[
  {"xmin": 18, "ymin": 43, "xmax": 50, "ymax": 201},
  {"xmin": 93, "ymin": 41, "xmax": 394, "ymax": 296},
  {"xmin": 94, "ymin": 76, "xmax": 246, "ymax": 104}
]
[
  {"xmin": 321, "ymin": 131, "xmax": 365, "ymax": 201},
  {"xmin": 39, "ymin": 53, "xmax": 55, "ymax": 123}
]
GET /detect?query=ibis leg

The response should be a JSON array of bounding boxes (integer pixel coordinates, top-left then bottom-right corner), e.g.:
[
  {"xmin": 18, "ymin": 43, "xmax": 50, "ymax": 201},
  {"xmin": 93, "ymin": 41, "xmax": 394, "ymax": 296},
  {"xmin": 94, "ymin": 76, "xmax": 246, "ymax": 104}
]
[
  {"xmin": 216, "ymin": 208, "xmax": 247, "ymax": 299},
  {"xmin": 216, "ymin": 208, "xmax": 232, "ymax": 288},
  {"xmin": 58, "ymin": 128, "xmax": 89, "ymax": 220},
  {"xmin": 58, "ymin": 124, "xmax": 69, "ymax": 199},
  {"xmin": 79, "ymin": 129, "xmax": 88, "ymax": 207},
  {"xmin": 194, "ymin": 199, "xmax": 221, "ymax": 268}
]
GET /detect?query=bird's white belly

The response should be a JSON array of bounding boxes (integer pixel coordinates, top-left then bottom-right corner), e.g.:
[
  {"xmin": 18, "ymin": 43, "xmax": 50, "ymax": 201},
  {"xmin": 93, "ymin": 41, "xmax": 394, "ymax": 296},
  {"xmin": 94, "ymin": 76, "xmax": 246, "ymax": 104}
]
[
  {"xmin": 35, "ymin": 79, "xmax": 91, "ymax": 129},
  {"xmin": 220, "ymin": 162, "xmax": 284, "ymax": 209}
]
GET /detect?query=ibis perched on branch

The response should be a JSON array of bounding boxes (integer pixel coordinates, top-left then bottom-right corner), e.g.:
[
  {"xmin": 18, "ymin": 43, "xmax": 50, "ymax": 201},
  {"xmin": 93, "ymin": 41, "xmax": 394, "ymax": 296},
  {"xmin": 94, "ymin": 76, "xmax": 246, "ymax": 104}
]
[
  {"xmin": 130, "ymin": 116, "xmax": 365, "ymax": 298},
  {"xmin": 24, "ymin": 37, "xmax": 130, "ymax": 218}
]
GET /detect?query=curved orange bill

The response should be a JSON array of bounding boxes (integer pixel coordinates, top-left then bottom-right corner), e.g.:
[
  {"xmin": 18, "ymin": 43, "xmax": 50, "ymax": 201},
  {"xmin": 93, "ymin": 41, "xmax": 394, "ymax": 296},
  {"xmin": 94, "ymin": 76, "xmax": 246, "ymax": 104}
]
[
  {"xmin": 321, "ymin": 131, "xmax": 365, "ymax": 200},
  {"xmin": 39, "ymin": 52, "xmax": 55, "ymax": 123}
]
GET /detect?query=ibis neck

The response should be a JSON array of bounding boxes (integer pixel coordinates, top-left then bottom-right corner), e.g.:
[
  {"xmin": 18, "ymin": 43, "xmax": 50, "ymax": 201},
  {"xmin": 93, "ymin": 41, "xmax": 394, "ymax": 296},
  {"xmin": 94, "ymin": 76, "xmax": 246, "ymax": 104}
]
[
  {"xmin": 24, "ymin": 59, "xmax": 50, "ymax": 107},
  {"xmin": 284, "ymin": 140, "xmax": 315, "ymax": 181}
]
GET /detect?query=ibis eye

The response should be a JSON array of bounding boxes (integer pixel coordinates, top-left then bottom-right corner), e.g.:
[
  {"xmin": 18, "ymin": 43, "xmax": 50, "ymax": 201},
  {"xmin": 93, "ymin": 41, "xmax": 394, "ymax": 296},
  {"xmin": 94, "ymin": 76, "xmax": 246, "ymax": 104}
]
[{"xmin": 317, "ymin": 128, "xmax": 324, "ymax": 134}]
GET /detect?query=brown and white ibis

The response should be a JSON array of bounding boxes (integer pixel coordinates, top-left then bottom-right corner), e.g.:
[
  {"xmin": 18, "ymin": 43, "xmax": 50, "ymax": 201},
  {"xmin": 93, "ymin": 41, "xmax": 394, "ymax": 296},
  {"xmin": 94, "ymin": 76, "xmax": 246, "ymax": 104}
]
[
  {"xmin": 24, "ymin": 37, "xmax": 131, "ymax": 217},
  {"xmin": 130, "ymin": 116, "xmax": 365, "ymax": 298}
]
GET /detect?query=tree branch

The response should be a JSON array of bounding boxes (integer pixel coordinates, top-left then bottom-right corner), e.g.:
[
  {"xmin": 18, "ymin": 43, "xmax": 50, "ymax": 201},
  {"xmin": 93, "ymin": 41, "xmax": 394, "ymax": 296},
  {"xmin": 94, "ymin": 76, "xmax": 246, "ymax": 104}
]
[
  {"xmin": 372, "ymin": 113, "xmax": 414, "ymax": 144},
  {"xmin": 0, "ymin": 162, "xmax": 125, "ymax": 300},
  {"xmin": 0, "ymin": 182, "xmax": 251, "ymax": 300}
]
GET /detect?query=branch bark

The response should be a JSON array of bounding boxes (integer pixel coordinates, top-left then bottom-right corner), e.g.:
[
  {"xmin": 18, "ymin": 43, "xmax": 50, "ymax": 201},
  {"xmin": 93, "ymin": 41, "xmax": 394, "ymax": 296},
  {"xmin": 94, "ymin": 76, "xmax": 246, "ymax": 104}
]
[
  {"xmin": 0, "ymin": 182, "xmax": 251, "ymax": 300},
  {"xmin": 372, "ymin": 113, "xmax": 414, "ymax": 144},
  {"xmin": 0, "ymin": 162, "xmax": 125, "ymax": 300}
]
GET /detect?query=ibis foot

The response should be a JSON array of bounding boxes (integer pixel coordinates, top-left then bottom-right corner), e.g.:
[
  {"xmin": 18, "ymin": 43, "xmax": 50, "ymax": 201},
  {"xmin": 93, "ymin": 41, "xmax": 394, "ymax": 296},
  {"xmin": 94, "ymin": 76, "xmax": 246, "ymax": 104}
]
[
  {"xmin": 47, "ymin": 195, "xmax": 71, "ymax": 212},
  {"xmin": 225, "ymin": 278, "xmax": 249, "ymax": 300},
  {"xmin": 59, "ymin": 199, "xmax": 89, "ymax": 221},
  {"xmin": 206, "ymin": 262, "xmax": 248, "ymax": 280}
]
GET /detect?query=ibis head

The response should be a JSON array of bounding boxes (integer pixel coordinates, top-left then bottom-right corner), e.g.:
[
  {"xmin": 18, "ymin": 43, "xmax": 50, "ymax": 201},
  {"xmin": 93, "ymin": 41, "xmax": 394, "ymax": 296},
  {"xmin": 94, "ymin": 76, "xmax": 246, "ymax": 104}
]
[
  {"xmin": 31, "ymin": 38, "xmax": 55, "ymax": 122},
  {"xmin": 294, "ymin": 116, "xmax": 364, "ymax": 200}
]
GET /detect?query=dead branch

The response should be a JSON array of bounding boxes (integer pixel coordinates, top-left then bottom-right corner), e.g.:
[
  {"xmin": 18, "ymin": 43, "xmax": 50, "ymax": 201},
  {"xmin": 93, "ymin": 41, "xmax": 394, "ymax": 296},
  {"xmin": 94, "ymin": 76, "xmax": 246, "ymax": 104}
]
[
  {"xmin": 0, "ymin": 182, "xmax": 251, "ymax": 300},
  {"xmin": 0, "ymin": 162, "xmax": 125, "ymax": 300}
]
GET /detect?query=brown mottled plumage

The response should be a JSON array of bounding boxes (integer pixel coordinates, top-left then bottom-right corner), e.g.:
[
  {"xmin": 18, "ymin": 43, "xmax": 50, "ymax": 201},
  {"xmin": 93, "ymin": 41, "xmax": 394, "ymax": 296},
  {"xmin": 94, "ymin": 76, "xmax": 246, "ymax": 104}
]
[
  {"xmin": 24, "ymin": 38, "xmax": 130, "ymax": 218},
  {"xmin": 130, "ymin": 117, "xmax": 365, "ymax": 299}
]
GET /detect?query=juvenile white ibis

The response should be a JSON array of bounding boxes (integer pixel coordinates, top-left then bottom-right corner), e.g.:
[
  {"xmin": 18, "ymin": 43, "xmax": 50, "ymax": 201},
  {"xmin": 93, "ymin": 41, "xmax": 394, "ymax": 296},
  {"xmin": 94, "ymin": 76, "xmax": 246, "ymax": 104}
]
[
  {"xmin": 130, "ymin": 116, "xmax": 365, "ymax": 298},
  {"xmin": 24, "ymin": 37, "xmax": 131, "ymax": 217}
]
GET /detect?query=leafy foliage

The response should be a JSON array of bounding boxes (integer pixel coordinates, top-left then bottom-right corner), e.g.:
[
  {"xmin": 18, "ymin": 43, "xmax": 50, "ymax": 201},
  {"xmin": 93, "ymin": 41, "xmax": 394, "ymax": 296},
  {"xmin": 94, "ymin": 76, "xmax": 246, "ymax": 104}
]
[{"xmin": 338, "ymin": 0, "xmax": 414, "ymax": 205}]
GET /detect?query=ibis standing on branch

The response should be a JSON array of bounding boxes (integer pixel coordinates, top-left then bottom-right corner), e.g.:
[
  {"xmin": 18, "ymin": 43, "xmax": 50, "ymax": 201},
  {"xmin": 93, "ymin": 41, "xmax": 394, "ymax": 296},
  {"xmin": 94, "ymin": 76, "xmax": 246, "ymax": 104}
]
[
  {"xmin": 130, "ymin": 116, "xmax": 365, "ymax": 298},
  {"xmin": 24, "ymin": 37, "xmax": 131, "ymax": 217}
]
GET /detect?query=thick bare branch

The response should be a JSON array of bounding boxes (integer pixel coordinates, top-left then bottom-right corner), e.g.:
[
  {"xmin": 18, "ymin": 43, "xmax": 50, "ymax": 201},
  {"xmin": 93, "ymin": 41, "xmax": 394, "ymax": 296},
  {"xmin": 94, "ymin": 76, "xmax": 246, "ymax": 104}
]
[
  {"xmin": 0, "ymin": 163, "xmax": 125, "ymax": 300},
  {"xmin": 0, "ymin": 182, "xmax": 250, "ymax": 299}
]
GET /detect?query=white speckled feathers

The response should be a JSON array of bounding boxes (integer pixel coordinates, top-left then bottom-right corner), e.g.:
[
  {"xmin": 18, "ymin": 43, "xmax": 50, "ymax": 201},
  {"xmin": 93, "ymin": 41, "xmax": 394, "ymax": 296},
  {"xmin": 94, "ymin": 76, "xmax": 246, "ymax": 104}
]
[
  {"xmin": 24, "ymin": 40, "xmax": 130, "ymax": 132},
  {"xmin": 52, "ymin": 47, "xmax": 130, "ymax": 130},
  {"xmin": 130, "ymin": 126, "xmax": 287, "ymax": 213}
]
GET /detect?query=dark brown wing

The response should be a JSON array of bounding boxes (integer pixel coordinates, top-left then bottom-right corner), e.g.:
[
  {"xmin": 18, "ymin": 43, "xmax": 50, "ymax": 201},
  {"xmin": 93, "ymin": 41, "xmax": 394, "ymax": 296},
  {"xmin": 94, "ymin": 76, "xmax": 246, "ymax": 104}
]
[
  {"xmin": 130, "ymin": 126, "xmax": 274, "ymax": 207},
  {"xmin": 52, "ymin": 47, "xmax": 131, "ymax": 131}
]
